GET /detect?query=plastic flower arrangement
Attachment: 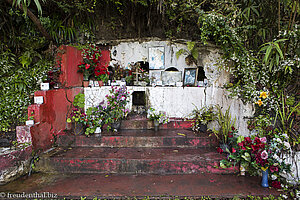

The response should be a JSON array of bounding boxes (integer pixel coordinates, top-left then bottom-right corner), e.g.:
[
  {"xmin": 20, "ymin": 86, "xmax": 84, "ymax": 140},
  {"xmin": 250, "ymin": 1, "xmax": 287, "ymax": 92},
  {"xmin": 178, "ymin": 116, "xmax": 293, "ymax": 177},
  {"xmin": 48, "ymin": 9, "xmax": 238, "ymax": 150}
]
[
  {"xmin": 219, "ymin": 130, "xmax": 291, "ymax": 189},
  {"xmin": 147, "ymin": 108, "xmax": 169, "ymax": 124},
  {"xmin": 78, "ymin": 44, "xmax": 102, "ymax": 80}
]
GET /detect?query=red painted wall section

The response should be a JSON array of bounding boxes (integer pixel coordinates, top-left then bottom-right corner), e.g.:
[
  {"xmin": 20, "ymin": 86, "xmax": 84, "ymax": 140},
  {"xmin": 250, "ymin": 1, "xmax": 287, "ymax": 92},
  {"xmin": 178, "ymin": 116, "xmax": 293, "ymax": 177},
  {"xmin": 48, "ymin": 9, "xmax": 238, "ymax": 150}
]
[
  {"xmin": 30, "ymin": 88, "xmax": 83, "ymax": 150},
  {"xmin": 58, "ymin": 45, "xmax": 83, "ymax": 88},
  {"xmin": 100, "ymin": 49, "xmax": 111, "ymax": 69},
  {"xmin": 28, "ymin": 45, "xmax": 111, "ymax": 151},
  {"xmin": 57, "ymin": 46, "xmax": 111, "ymax": 88}
]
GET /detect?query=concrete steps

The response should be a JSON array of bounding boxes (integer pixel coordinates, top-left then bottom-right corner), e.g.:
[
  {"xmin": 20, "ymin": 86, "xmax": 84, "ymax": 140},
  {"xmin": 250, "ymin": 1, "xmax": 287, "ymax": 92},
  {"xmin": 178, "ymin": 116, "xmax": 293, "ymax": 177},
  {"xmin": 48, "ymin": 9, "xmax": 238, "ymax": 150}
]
[
  {"xmin": 36, "ymin": 147, "xmax": 238, "ymax": 174},
  {"xmin": 57, "ymin": 129, "xmax": 218, "ymax": 148},
  {"xmin": 38, "ymin": 121, "xmax": 237, "ymax": 175}
]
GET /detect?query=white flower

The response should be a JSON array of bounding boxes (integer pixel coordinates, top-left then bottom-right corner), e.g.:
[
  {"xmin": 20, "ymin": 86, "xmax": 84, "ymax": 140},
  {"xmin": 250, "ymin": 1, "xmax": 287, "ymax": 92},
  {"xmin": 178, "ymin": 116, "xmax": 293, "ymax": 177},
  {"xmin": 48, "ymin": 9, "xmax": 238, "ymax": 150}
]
[
  {"xmin": 276, "ymin": 138, "xmax": 282, "ymax": 143},
  {"xmin": 281, "ymin": 194, "xmax": 288, "ymax": 199},
  {"xmin": 271, "ymin": 175, "xmax": 277, "ymax": 180},
  {"xmin": 283, "ymin": 141, "xmax": 290, "ymax": 149}
]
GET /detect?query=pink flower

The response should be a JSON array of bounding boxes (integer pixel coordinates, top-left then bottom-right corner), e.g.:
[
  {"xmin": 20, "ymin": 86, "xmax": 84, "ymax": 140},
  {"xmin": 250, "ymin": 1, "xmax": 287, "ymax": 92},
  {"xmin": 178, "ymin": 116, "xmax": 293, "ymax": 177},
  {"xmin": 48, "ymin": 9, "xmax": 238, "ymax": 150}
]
[
  {"xmin": 260, "ymin": 137, "xmax": 267, "ymax": 143},
  {"xmin": 232, "ymin": 148, "xmax": 236, "ymax": 153},
  {"xmin": 261, "ymin": 150, "xmax": 268, "ymax": 159},
  {"xmin": 270, "ymin": 165, "xmax": 279, "ymax": 173}
]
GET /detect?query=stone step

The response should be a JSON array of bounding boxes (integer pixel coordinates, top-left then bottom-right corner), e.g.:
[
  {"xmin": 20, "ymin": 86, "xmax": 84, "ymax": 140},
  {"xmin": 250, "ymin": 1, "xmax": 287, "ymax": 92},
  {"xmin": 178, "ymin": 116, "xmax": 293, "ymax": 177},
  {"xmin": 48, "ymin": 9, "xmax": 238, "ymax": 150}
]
[
  {"xmin": 0, "ymin": 173, "xmax": 281, "ymax": 199},
  {"xmin": 120, "ymin": 118, "xmax": 193, "ymax": 130},
  {"xmin": 36, "ymin": 147, "xmax": 238, "ymax": 175},
  {"xmin": 58, "ymin": 130, "xmax": 218, "ymax": 148}
]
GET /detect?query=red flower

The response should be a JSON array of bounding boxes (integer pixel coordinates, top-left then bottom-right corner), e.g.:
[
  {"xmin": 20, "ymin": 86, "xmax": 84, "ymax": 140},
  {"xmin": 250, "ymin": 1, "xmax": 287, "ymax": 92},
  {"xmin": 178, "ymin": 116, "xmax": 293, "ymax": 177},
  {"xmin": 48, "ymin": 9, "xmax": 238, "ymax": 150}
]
[
  {"xmin": 228, "ymin": 133, "xmax": 233, "ymax": 138},
  {"xmin": 271, "ymin": 181, "xmax": 281, "ymax": 189},
  {"xmin": 232, "ymin": 148, "xmax": 236, "ymax": 153},
  {"xmin": 85, "ymin": 64, "xmax": 90, "ymax": 69},
  {"xmin": 217, "ymin": 147, "xmax": 223, "ymax": 154},
  {"xmin": 245, "ymin": 137, "xmax": 252, "ymax": 144},
  {"xmin": 231, "ymin": 126, "xmax": 235, "ymax": 130}
]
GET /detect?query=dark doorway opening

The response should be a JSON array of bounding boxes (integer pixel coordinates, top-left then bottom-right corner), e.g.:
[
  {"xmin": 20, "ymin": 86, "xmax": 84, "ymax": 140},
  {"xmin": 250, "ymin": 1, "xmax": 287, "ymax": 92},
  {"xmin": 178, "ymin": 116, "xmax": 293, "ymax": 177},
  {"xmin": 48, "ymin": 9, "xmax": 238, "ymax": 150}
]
[{"xmin": 132, "ymin": 91, "xmax": 146, "ymax": 106}]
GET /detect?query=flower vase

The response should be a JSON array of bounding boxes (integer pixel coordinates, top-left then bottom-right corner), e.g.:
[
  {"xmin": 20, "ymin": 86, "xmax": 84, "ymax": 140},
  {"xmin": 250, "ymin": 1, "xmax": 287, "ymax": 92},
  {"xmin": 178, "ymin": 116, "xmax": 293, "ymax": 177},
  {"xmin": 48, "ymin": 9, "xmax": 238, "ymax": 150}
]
[
  {"xmin": 261, "ymin": 168, "xmax": 269, "ymax": 188},
  {"xmin": 154, "ymin": 120, "xmax": 159, "ymax": 132},
  {"xmin": 111, "ymin": 120, "xmax": 121, "ymax": 132}
]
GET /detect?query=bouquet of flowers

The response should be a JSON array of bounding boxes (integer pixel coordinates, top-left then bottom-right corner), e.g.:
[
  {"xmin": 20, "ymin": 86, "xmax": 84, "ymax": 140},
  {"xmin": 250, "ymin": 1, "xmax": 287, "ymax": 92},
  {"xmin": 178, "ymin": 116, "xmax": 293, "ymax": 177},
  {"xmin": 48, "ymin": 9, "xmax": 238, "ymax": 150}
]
[
  {"xmin": 147, "ymin": 108, "xmax": 169, "ymax": 124},
  {"xmin": 219, "ymin": 131, "xmax": 291, "ymax": 189}
]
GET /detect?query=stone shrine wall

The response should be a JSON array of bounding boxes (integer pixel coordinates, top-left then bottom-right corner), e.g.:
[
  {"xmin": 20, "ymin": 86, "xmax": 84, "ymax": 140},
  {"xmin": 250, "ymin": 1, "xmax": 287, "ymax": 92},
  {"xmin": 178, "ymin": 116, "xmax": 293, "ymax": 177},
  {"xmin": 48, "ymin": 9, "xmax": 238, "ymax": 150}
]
[{"xmin": 85, "ymin": 39, "xmax": 254, "ymax": 136}]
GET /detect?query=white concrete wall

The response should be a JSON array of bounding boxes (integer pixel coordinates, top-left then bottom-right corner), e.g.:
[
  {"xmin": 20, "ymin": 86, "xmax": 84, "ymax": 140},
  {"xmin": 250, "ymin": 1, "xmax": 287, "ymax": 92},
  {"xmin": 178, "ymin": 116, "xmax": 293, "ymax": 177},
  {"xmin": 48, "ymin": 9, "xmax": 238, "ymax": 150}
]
[
  {"xmin": 85, "ymin": 86, "xmax": 253, "ymax": 136},
  {"xmin": 110, "ymin": 40, "xmax": 190, "ymax": 73}
]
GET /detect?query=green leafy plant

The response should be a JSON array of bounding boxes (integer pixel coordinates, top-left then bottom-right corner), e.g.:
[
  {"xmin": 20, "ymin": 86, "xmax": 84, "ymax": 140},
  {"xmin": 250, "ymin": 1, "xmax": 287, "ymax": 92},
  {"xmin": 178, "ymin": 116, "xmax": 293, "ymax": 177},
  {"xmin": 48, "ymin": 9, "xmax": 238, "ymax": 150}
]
[
  {"xmin": 213, "ymin": 105, "xmax": 236, "ymax": 145},
  {"xmin": 259, "ymin": 39, "xmax": 287, "ymax": 72},
  {"xmin": 191, "ymin": 105, "xmax": 216, "ymax": 132},
  {"xmin": 176, "ymin": 41, "xmax": 199, "ymax": 65},
  {"xmin": 275, "ymin": 94, "xmax": 300, "ymax": 148},
  {"xmin": 73, "ymin": 93, "xmax": 85, "ymax": 109},
  {"xmin": 66, "ymin": 93, "xmax": 92, "ymax": 136}
]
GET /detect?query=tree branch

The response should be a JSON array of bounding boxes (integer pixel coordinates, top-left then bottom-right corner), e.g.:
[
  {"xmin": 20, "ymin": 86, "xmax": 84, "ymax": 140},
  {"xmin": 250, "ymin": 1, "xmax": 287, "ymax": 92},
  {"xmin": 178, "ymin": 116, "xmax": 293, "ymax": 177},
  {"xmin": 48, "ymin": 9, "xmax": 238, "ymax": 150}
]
[{"xmin": 6, "ymin": 0, "xmax": 52, "ymax": 41}]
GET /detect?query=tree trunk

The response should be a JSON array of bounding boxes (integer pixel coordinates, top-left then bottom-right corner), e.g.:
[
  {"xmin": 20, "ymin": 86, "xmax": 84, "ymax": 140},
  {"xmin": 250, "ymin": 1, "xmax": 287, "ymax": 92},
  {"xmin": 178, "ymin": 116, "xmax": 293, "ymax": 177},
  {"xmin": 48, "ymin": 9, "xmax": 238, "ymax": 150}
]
[{"xmin": 5, "ymin": 0, "xmax": 52, "ymax": 41}]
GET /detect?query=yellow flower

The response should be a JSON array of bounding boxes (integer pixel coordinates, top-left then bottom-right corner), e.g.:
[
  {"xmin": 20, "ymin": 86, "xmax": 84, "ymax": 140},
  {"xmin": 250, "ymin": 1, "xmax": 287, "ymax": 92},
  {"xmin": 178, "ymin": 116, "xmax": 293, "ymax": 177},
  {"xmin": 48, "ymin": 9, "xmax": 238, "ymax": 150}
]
[
  {"xmin": 256, "ymin": 99, "xmax": 263, "ymax": 106},
  {"xmin": 259, "ymin": 91, "xmax": 268, "ymax": 99}
]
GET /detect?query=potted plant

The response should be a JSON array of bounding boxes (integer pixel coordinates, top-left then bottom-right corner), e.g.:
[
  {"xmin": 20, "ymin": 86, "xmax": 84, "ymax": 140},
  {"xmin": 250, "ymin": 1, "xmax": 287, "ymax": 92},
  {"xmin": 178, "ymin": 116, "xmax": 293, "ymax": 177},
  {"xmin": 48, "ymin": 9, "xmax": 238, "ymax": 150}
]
[
  {"xmin": 95, "ymin": 65, "xmax": 109, "ymax": 86},
  {"xmin": 147, "ymin": 108, "xmax": 169, "ymax": 131},
  {"xmin": 77, "ymin": 44, "xmax": 102, "ymax": 87},
  {"xmin": 212, "ymin": 105, "xmax": 236, "ymax": 151},
  {"xmin": 191, "ymin": 105, "xmax": 216, "ymax": 133},
  {"xmin": 94, "ymin": 86, "xmax": 130, "ymax": 132},
  {"xmin": 125, "ymin": 75, "xmax": 134, "ymax": 86},
  {"xmin": 66, "ymin": 93, "xmax": 93, "ymax": 135}
]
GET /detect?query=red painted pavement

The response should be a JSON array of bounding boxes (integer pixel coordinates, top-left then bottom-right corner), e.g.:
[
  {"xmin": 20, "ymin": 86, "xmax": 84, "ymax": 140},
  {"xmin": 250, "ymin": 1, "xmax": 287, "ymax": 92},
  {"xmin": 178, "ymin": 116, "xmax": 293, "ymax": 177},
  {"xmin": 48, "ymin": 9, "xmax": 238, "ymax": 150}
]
[{"xmin": 1, "ymin": 173, "xmax": 281, "ymax": 199}]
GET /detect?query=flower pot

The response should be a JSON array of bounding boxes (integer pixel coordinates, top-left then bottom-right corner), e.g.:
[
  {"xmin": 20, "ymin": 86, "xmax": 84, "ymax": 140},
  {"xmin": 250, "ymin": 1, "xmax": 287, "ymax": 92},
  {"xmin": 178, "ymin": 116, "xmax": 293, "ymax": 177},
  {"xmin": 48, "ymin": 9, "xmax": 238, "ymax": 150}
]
[
  {"xmin": 199, "ymin": 124, "xmax": 207, "ymax": 132},
  {"xmin": 72, "ymin": 122, "xmax": 86, "ymax": 135},
  {"xmin": 111, "ymin": 121, "xmax": 121, "ymax": 132},
  {"xmin": 153, "ymin": 120, "xmax": 160, "ymax": 132},
  {"xmin": 82, "ymin": 80, "xmax": 89, "ymax": 87},
  {"xmin": 98, "ymin": 80, "xmax": 104, "ymax": 87},
  {"xmin": 261, "ymin": 168, "xmax": 269, "ymax": 188}
]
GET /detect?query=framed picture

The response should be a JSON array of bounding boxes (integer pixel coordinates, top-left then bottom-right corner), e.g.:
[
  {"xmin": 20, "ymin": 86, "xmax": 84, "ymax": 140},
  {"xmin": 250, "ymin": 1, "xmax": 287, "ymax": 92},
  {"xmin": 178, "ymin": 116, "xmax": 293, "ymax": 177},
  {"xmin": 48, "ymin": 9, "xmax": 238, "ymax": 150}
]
[
  {"xmin": 183, "ymin": 68, "xmax": 198, "ymax": 86},
  {"xmin": 161, "ymin": 71, "xmax": 182, "ymax": 86},
  {"xmin": 149, "ymin": 47, "xmax": 165, "ymax": 70},
  {"xmin": 149, "ymin": 71, "xmax": 162, "ymax": 84}
]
